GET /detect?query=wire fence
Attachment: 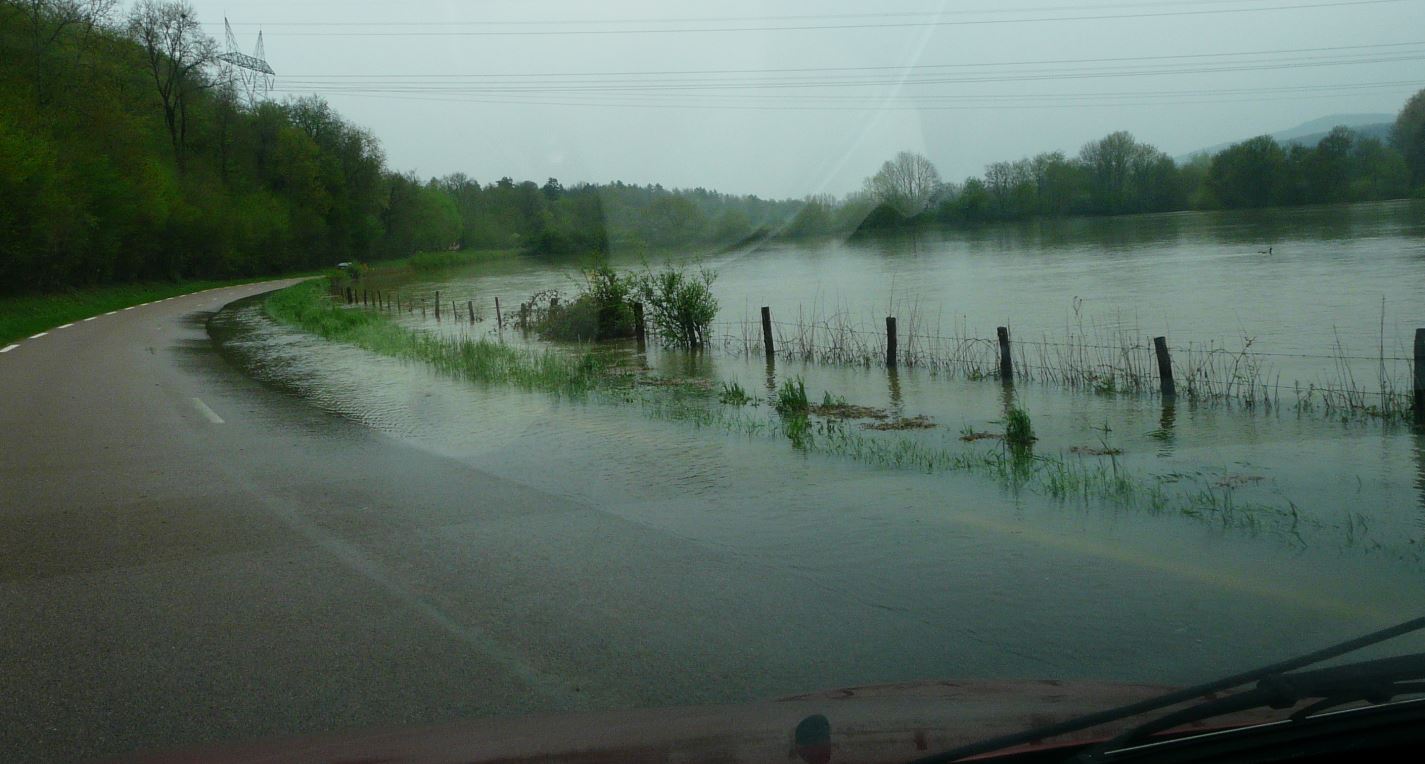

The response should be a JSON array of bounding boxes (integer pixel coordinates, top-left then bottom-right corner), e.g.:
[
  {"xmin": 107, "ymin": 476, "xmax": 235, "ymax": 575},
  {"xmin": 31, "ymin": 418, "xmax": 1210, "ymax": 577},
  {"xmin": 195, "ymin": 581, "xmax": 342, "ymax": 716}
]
[
  {"xmin": 696, "ymin": 311, "xmax": 1421, "ymax": 419},
  {"xmin": 339, "ymin": 284, "xmax": 1421, "ymax": 422}
]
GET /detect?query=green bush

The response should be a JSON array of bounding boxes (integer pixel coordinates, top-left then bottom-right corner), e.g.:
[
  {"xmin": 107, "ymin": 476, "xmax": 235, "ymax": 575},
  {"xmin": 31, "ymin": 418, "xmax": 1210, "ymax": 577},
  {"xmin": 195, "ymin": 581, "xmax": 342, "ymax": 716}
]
[
  {"xmin": 635, "ymin": 264, "xmax": 719, "ymax": 348},
  {"xmin": 535, "ymin": 265, "xmax": 637, "ymax": 342}
]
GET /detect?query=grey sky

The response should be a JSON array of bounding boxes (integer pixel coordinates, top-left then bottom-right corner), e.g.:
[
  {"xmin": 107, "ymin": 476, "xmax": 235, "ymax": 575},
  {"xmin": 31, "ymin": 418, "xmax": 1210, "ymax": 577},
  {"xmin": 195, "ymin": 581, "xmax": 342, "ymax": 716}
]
[{"xmin": 190, "ymin": 0, "xmax": 1422, "ymax": 198}]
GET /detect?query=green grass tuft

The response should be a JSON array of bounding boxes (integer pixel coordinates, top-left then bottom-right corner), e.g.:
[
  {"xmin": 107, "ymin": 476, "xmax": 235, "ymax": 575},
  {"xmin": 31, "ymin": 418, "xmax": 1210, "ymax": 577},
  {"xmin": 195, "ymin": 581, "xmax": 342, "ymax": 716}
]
[{"xmin": 774, "ymin": 376, "xmax": 810, "ymax": 416}]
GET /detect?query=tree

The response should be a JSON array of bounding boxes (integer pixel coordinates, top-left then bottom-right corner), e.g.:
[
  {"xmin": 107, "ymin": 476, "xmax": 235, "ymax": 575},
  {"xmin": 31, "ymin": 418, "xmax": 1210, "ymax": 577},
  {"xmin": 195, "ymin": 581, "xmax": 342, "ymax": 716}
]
[
  {"xmin": 1392, "ymin": 87, "xmax": 1425, "ymax": 190},
  {"xmin": 128, "ymin": 0, "xmax": 216, "ymax": 170},
  {"xmin": 1207, "ymin": 136, "xmax": 1290, "ymax": 208},
  {"xmin": 1079, "ymin": 131, "xmax": 1174, "ymax": 214},
  {"xmin": 1029, "ymin": 151, "xmax": 1083, "ymax": 215},
  {"xmin": 1300, "ymin": 126, "xmax": 1355, "ymax": 204},
  {"xmin": 865, "ymin": 151, "xmax": 942, "ymax": 217},
  {"xmin": 15, "ymin": 0, "xmax": 116, "ymax": 104}
]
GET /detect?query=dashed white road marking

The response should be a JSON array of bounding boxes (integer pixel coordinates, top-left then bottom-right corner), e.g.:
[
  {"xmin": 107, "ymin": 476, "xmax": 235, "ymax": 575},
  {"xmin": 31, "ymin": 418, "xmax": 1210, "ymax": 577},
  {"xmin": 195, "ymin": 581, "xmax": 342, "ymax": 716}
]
[
  {"xmin": 191, "ymin": 397, "xmax": 225, "ymax": 424},
  {"xmin": 57, "ymin": 323, "xmax": 73, "ymax": 329},
  {"xmin": 83, "ymin": 317, "xmax": 96, "ymax": 322},
  {"xmin": 122, "ymin": 306, "xmax": 134, "ymax": 311},
  {"xmin": 105, "ymin": 311, "xmax": 117, "ymax": 316},
  {"xmin": 29, "ymin": 332, "xmax": 47, "ymax": 339},
  {"xmin": 1, "ymin": 345, "xmax": 17, "ymax": 353}
]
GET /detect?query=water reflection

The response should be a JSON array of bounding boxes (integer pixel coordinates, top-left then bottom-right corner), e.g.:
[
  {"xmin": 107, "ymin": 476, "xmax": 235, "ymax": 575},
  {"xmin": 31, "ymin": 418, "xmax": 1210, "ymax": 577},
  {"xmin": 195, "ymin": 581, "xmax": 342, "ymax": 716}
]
[
  {"xmin": 1155, "ymin": 402, "xmax": 1178, "ymax": 458},
  {"xmin": 886, "ymin": 367, "xmax": 903, "ymax": 415},
  {"xmin": 1415, "ymin": 429, "xmax": 1425, "ymax": 538}
]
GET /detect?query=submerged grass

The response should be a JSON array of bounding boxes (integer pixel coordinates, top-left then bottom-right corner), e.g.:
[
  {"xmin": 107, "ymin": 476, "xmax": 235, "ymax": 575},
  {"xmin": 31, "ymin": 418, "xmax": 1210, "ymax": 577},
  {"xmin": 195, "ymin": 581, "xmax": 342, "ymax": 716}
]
[
  {"xmin": 268, "ymin": 279, "xmax": 1402, "ymax": 561},
  {"xmin": 266, "ymin": 280, "xmax": 604, "ymax": 395},
  {"xmin": 707, "ymin": 300, "xmax": 1418, "ymax": 423}
]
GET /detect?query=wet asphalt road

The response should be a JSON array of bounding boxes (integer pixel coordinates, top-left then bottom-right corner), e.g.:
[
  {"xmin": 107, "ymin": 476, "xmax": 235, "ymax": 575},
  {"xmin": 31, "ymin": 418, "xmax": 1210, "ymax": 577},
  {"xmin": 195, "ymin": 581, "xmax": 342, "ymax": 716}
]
[
  {"xmin": 0, "ymin": 281, "xmax": 1409, "ymax": 762},
  {"xmin": 0, "ymin": 282, "xmax": 608, "ymax": 761}
]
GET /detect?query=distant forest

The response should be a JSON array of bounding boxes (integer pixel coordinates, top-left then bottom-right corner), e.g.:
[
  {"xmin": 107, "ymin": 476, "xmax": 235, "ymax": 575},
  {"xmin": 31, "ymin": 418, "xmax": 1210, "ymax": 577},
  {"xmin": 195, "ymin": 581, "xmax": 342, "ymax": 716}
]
[{"xmin": 3, "ymin": 1, "xmax": 1424, "ymax": 295}]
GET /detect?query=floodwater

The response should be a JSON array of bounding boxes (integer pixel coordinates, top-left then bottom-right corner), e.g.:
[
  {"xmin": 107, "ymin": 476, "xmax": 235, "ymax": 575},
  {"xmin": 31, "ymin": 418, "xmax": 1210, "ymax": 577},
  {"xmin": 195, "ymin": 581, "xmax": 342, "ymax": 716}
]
[{"xmin": 213, "ymin": 200, "xmax": 1425, "ymax": 703}]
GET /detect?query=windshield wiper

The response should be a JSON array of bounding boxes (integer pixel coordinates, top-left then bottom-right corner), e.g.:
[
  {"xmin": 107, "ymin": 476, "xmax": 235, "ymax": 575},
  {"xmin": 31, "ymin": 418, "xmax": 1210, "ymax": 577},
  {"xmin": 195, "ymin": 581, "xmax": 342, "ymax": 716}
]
[{"xmin": 906, "ymin": 614, "xmax": 1425, "ymax": 764}]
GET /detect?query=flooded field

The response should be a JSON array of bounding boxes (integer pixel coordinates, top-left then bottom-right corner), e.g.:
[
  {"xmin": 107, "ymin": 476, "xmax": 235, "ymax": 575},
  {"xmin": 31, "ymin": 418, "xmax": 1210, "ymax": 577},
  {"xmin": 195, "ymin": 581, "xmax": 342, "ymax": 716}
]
[{"xmin": 213, "ymin": 200, "xmax": 1425, "ymax": 693}]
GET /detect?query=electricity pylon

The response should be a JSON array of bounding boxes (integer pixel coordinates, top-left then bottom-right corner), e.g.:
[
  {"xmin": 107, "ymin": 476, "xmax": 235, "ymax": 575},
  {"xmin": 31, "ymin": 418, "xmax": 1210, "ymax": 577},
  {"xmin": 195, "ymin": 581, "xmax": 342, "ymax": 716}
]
[{"xmin": 218, "ymin": 18, "xmax": 275, "ymax": 108}]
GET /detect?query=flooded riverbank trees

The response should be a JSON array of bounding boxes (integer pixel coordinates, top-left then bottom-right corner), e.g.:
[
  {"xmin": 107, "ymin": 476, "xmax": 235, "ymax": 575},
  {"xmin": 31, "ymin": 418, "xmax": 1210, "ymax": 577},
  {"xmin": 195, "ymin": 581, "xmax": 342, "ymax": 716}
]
[{"xmin": 859, "ymin": 88, "xmax": 1422, "ymax": 229}]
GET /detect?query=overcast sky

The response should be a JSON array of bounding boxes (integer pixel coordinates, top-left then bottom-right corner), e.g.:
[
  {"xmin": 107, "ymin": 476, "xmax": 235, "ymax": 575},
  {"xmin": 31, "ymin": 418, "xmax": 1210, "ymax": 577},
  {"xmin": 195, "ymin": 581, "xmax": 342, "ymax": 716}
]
[{"xmin": 187, "ymin": 0, "xmax": 1422, "ymax": 198}]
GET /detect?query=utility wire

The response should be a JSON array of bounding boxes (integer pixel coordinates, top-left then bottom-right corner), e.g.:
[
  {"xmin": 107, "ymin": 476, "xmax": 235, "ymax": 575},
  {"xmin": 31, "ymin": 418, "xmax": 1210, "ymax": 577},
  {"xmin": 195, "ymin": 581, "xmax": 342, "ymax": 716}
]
[
  {"xmin": 213, "ymin": 0, "xmax": 1390, "ymax": 28},
  {"xmin": 235, "ymin": 0, "xmax": 1413, "ymax": 37},
  {"xmin": 275, "ymin": 40, "xmax": 1425, "ymax": 80}
]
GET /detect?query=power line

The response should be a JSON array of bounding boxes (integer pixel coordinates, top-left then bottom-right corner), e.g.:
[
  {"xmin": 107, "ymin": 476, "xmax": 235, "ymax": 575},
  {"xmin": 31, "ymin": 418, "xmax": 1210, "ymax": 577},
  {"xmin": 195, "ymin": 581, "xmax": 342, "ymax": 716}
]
[
  {"xmin": 273, "ymin": 84, "xmax": 1418, "ymax": 113},
  {"xmin": 212, "ymin": 0, "xmax": 1365, "ymax": 28},
  {"xmin": 274, "ymin": 52, "xmax": 1425, "ymax": 95},
  {"xmin": 246, "ymin": 0, "xmax": 1411, "ymax": 37},
  {"xmin": 276, "ymin": 40, "xmax": 1425, "ymax": 81}
]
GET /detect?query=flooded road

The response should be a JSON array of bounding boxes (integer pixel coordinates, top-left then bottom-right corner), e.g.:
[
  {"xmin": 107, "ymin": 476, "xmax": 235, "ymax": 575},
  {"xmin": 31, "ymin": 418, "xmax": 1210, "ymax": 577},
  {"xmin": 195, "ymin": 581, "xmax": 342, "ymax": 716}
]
[
  {"xmin": 215, "ymin": 243, "xmax": 1425, "ymax": 699},
  {"xmin": 181, "ymin": 201, "xmax": 1425, "ymax": 755}
]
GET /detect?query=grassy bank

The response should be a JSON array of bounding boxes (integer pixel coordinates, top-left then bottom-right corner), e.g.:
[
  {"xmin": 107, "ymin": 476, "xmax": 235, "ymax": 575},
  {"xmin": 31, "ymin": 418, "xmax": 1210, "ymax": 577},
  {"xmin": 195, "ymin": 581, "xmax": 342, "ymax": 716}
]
[
  {"xmin": 266, "ymin": 279, "xmax": 605, "ymax": 395},
  {"xmin": 399, "ymin": 248, "xmax": 522, "ymax": 272},
  {"xmin": 0, "ymin": 279, "xmax": 288, "ymax": 346}
]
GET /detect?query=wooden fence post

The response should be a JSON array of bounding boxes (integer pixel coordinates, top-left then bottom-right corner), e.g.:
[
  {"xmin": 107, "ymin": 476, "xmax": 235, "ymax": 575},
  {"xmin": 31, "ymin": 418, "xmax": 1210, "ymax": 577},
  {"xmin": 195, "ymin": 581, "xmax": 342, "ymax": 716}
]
[
  {"xmin": 468, "ymin": 301, "xmax": 476, "ymax": 325},
  {"xmin": 997, "ymin": 326, "xmax": 1013, "ymax": 381},
  {"xmin": 633, "ymin": 302, "xmax": 646, "ymax": 344},
  {"xmin": 495, "ymin": 297, "xmax": 503, "ymax": 327},
  {"xmin": 1154, "ymin": 336, "xmax": 1176, "ymax": 399},
  {"xmin": 761, "ymin": 306, "xmax": 775, "ymax": 360},
  {"xmin": 434, "ymin": 291, "xmax": 441, "ymax": 321},
  {"xmin": 1414, "ymin": 328, "xmax": 1424, "ymax": 426},
  {"xmin": 885, "ymin": 316, "xmax": 898, "ymax": 369}
]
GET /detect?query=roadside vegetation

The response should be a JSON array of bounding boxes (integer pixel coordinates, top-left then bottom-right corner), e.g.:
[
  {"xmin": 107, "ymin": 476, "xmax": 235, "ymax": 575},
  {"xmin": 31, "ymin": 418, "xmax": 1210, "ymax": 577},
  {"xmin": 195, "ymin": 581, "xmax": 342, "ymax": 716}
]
[
  {"xmin": 0, "ymin": 278, "xmax": 286, "ymax": 345},
  {"xmin": 530, "ymin": 263, "xmax": 719, "ymax": 348},
  {"xmin": 268, "ymin": 280, "xmax": 608, "ymax": 395}
]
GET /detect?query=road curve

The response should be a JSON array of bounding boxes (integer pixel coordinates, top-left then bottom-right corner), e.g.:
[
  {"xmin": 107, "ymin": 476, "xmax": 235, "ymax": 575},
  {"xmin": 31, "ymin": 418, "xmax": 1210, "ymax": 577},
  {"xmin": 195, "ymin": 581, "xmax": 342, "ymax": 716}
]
[{"xmin": 0, "ymin": 282, "xmax": 605, "ymax": 762}]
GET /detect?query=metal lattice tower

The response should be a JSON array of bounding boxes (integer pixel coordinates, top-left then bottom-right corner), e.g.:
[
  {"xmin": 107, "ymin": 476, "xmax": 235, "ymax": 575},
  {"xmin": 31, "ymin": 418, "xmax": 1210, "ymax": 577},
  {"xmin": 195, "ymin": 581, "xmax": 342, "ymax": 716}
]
[{"xmin": 218, "ymin": 18, "xmax": 275, "ymax": 108}]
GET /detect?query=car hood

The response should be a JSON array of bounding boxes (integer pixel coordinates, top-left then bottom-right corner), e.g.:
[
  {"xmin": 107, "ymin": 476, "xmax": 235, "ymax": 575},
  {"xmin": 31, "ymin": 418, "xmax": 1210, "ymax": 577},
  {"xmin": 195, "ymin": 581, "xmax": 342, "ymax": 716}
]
[{"xmin": 112, "ymin": 679, "xmax": 1288, "ymax": 763}]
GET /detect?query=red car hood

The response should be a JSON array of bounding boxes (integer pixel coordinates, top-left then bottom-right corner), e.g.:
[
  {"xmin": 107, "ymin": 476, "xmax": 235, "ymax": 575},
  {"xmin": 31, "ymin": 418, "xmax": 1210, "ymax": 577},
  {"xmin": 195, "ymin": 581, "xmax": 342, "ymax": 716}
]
[{"xmin": 113, "ymin": 679, "xmax": 1287, "ymax": 763}]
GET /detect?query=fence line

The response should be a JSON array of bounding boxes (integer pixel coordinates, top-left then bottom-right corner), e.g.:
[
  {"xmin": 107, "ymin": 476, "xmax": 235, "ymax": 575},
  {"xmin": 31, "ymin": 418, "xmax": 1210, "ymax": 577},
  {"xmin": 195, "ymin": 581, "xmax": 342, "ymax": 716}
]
[{"xmin": 337, "ymin": 285, "xmax": 1422, "ymax": 421}]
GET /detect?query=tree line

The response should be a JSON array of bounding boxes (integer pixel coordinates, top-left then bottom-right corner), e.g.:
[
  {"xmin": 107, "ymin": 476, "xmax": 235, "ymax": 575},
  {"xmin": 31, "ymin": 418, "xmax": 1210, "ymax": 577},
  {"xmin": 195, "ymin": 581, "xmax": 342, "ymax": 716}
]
[
  {"xmin": 0, "ymin": 0, "xmax": 803, "ymax": 295},
  {"xmin": 846, "ymin": 89, "xmax": 1425, "ymax": 230},
  {"xmin": 4, "ymin": 1, "xmax": 1424, "ymax": 295}
]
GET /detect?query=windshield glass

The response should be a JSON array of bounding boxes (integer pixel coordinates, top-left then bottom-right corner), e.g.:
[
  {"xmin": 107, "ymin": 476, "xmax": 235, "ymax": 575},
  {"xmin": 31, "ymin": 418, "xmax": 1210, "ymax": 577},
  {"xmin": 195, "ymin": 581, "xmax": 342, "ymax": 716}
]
[{"xmin": 3, "ymin": 1, "xmax": 1425, "ymax": 762}]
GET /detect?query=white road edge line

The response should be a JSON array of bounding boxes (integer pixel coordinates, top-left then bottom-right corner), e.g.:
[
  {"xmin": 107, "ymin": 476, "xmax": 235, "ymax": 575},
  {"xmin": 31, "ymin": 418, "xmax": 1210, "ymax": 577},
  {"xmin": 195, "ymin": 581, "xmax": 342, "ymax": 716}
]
[
  {"xmin": 29, "ymin": 332, "xmax": 47, "ymax": 339},
  {"xmin": 57, "ymin": 323, "xmax": 74, "ymax": 329},
  {"xmin": 105, "ymin": 311, "xmax": 117, "ymax": 315},
  {"xmin": 83, "ymin": 317, "xmax": 96, "ymax": 322},
  {"xmin": 191, "ymin": 398, "xmax": 225, "ymax": 424},
  {"xmin": 1, "ymin": 345, "xmax": 17, "ymax": 353}
]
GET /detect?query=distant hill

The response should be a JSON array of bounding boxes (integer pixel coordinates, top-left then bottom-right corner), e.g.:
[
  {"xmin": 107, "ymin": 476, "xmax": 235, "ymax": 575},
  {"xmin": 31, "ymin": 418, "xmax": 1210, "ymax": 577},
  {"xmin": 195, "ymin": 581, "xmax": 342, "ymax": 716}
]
[{"xmin": 1177, "ymin": 113, "xmax": 1395, "ymax": 161}]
